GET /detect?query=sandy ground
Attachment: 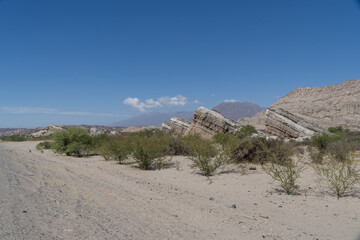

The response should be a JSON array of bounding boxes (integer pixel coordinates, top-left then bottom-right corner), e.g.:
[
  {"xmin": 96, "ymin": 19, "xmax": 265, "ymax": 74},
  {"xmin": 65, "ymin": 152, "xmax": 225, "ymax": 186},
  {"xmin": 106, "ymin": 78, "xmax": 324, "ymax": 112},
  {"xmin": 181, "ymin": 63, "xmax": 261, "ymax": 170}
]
[{"xmin": 0, "ymin": 141, "xmax": 359, "ymax": 240}]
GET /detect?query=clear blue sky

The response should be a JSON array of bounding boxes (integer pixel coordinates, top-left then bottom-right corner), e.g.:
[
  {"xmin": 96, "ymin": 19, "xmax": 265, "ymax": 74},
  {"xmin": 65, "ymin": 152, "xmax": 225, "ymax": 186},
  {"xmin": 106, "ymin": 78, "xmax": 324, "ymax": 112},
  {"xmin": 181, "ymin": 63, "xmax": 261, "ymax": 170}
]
[{"xmin": 1, "ymin": 0, "xmax": 359, "ymax": 128}]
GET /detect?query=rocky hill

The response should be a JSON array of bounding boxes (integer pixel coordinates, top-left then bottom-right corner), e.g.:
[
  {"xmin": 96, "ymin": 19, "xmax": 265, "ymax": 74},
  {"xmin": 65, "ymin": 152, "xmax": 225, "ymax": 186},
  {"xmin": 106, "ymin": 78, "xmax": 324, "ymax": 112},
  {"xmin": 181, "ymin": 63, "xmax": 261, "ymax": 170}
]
[{"xmin": 265, "ymin": 79, "xmax": 360, "ymax": 138}]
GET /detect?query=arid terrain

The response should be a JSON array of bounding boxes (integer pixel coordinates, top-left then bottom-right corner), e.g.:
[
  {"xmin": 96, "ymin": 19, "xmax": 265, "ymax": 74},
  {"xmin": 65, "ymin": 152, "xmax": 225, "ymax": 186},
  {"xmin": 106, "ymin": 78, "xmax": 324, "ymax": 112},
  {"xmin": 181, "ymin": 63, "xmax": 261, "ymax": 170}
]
[{"xmin": 1, "ymin": 141, "xmax": 359, "ymax": 240}]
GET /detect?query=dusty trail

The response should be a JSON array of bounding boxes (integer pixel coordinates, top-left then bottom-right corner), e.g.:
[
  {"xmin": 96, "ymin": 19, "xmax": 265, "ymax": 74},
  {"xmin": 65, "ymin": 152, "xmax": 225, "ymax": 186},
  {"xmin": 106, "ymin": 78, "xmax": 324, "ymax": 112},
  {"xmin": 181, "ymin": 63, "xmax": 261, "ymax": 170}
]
[{"xmin": 0, "ymin": 141, "xmax": 359, "ymax": 240}]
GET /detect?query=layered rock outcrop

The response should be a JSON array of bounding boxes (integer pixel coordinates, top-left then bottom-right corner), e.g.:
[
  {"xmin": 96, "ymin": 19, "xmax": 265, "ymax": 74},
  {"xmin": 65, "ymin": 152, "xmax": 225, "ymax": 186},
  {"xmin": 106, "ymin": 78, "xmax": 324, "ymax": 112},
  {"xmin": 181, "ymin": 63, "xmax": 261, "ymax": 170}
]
[
  {"xmin": 185, "ymin": 107, "xmax": 242, "ymax": 138},
  {"xmin": 170, "ymin": 118, "xmax": 191, "ymax": 136},
  {"xmin": 266, "ymin": 79, "xmax": 360, "ymax": 138},
  {"xmin": 265, "ymin": 108, "xmax": 323, "ymax": 139}
]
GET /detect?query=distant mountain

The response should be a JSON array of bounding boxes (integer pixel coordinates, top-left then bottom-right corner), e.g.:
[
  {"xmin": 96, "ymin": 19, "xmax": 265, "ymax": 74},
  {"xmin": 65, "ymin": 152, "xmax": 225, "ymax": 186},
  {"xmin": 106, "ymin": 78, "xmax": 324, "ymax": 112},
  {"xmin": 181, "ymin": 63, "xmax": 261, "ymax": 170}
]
[
  {"xmin": 212, "ymin": 101, "xmax": 266, "ymax": 121},
  {"xmin": 113, "ymin": 111, "xmax": 194, "ymax": 127}
]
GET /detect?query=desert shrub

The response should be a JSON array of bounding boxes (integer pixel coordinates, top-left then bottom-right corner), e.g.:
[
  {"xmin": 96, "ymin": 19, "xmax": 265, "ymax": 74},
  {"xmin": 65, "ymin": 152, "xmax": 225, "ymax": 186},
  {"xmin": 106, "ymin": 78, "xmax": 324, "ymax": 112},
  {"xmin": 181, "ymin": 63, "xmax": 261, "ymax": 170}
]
[
  {"xmin": 36, "ymin": 141, "xmax": 52, "ymax": 150},
  {"xmin": 166, "ymin": 135, "xmax": 188, "ymax": 156},
  {"xmin": 311, "ymin": 133, "xmax": 339, "ymax": 152},
  {"xmin": 132, "ymin": 135, "xmax": 169, "ymax": 170},
  {"xmin": 230, "ymin": 137, "xmax": 293, "ymax": 164},
  {"xmin": 312, "ymin": 153, "xmax": 360, "ymax": 198},
  {"xmin": 328, "ymin": 126, "xmax": 343, "ymax": 134},
  {"xmin": 262, "ymin": 154, "xmax": 305, "ymax": 195},
  {"xmin": 235, "ymin": 125, "xmax": 258, "ymax": 139},
  {"xmin": 213, "ymin": 133, "xmax": 236, "ymax": 146},
  {"xmin": 309, "ymin": 147, "xmax": 324, "ymax": 164},
  {"xmin": 183, "ymin": 135, "xmax": 228, "ymax": 176},
  {"xmin": 51, "ymin": 128, "xmax": 93, "ymax": 157},
  {"xmin": 96, "ymin": 135, "xmax": 132, "ymax": 162},
  {"xmin": 1, "ymin": 135, "xmax": 28, "ymax": 142},
  {"xmin": 326, "ymin": 141, "xmax": 355, "ymax": 162}
]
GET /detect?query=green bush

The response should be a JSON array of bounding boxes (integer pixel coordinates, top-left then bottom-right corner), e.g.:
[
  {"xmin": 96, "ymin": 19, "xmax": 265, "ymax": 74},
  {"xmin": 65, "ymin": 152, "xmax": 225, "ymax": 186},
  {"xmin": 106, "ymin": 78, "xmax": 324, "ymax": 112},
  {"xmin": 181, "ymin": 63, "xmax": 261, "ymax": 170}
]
[
  {"xmin": 230, "ymin": 137, "xmax": 293, "ymax": 164},
  {"xmin": 96, "ymin": 135, "xmax": 131, "ymax": 162},
  {"xmin": 328, "ymin": 126, "xmax": 343, "ymax": 134},
  {"xmin": 51, "ymin": 128, "xmax": 93, "ymax": 157},
  {"xmin": 1, "ymin": 135, "xmax": 28, "ymax": 142},
  {"xmin": 235, "ymin": 125, "xmax": 258, "ymax": 139},
  {"xmin": 311, "ymin": 133, "xmax": 339, "ymax": 152},
  {"xmin": 183, "ymin": 135, "xmax": 228, "ymax": 176},
  {"xmin": 132, "ymin": 135, "xmax": 169, "ymax": 170},
  {"xmin": 36, "ymin": 141, "xmax": 53, "ymax": 150},
  {"xmin": 213, "ymin": 133, "xmax": 237, "ymax": 147}
]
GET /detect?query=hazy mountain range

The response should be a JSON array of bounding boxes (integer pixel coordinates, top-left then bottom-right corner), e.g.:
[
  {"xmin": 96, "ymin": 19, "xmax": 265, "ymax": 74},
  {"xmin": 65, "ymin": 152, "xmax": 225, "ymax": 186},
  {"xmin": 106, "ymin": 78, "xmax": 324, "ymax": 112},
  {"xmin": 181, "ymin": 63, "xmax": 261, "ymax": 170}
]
[
  {"xmin": 113, "ymin": 101, "xmax": 265, "ymax": 127},
  {"xmin": 113, "ymin": 111, "xmax": 194, "ymax": 127},
  {"xmin": 212, "ymin": 101, "xmax": 266, "ymax": 121}
]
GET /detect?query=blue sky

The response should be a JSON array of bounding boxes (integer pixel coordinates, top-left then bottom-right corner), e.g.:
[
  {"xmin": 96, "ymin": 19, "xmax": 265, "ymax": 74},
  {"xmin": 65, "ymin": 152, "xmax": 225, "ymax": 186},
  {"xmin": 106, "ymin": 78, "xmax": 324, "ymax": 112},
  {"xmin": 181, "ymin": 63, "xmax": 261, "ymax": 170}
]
[{"xmin": 1, "ymin": 0, "xmax": 359, "ymax": 128}]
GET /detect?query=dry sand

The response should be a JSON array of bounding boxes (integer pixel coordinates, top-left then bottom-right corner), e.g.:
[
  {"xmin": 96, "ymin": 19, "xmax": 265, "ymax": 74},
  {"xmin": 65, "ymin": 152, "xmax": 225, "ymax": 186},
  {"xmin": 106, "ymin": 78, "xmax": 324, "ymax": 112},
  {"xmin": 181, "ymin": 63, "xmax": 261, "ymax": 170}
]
[{"xmin": 0, "ymin": 141, "xmax": 359, "ymax": 240}]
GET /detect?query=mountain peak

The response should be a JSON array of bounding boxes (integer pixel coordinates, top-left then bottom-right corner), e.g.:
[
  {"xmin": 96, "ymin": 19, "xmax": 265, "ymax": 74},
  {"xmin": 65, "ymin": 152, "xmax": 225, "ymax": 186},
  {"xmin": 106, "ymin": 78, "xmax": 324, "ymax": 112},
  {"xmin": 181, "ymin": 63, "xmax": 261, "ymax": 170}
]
[{"xmin": 212, "ymin": 101, "xmax": 265, "ymax": 121}]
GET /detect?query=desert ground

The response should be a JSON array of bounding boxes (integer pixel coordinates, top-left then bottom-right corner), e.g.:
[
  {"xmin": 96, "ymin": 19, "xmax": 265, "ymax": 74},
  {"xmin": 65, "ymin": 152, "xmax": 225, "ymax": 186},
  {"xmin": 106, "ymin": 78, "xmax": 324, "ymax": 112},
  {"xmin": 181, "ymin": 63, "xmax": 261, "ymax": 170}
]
[{"xmin": 0, "ymin": 141, "xmax": 359, "ymax": 240}]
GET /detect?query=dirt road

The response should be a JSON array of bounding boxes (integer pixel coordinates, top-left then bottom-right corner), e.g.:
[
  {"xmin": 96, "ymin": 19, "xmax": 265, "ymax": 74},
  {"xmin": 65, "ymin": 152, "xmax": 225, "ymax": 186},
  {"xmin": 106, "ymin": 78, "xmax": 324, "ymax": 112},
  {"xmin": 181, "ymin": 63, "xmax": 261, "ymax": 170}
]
[{"xmin": 0, "ymin": 141, "xmax": 359, "ymax": 240}]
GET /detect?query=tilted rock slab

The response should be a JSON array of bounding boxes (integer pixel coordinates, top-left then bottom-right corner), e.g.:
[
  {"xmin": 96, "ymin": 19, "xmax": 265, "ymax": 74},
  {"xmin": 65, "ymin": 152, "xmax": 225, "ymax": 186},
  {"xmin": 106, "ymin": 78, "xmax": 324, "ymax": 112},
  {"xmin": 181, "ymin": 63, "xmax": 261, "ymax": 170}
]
[
  {"xmin": 161, "ymin": 121, "xmax": 171, "ymax": 131},
  {"xmin": 170, "ymin": 118, "xmax": 191, "ymax": 136},
  {"xmin": 266, "ymin": 79, "xmax": 360, "ymax": 138},
  {"xmin": 265, "ymin": 108, "xmax": 324, "ymax": 139},
  {"xmin": 185, "ymin": 106, "xmax": 242, "ymax": 138}
]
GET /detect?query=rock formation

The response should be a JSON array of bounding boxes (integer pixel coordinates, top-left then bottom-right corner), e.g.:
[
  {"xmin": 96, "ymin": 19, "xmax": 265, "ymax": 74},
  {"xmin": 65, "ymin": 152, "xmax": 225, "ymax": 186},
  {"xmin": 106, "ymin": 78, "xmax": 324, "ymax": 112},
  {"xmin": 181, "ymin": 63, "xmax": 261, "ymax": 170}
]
[
  {"xmin": 161, "ymin": 121, "xmax": 171, "ymax": 131},
  {"xmin": 170, "ymin": 118, "xmax": 191, "ymax": 136},
  {"xmin": 185, "ymin": 107, "xmax": 242, "ymax": 138},
  {"xmin": 265, "ymin": 79, "xmax": 360, "ymax": 138},
  {"xmin": 265, "ymin": 108, "xmax": 324, "ymax": 139},
  {"xmin": 29, "ymin": 125, "xmax": 64, "ymax": 138}
]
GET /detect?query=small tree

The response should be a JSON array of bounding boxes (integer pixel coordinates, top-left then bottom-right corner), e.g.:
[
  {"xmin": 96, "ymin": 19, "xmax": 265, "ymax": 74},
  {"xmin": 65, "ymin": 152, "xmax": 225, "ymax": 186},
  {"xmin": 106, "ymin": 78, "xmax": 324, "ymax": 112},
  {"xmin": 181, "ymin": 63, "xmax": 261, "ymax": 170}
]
[{"xmin": 51, "ymin": 128, "xmax": 93, "ymax": 157}]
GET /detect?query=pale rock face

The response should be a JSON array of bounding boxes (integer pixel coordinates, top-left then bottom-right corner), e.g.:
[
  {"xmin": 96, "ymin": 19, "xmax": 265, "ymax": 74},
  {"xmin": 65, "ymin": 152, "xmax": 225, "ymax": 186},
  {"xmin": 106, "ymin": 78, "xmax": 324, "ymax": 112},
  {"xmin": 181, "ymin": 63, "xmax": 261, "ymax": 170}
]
[
  {"xmin": 265, "ymin": 108, "xmax": 323, "ymax": 139},
  {"xmin": 270, "ymin": 80, "xmax": 360, "ymax": 131},
  {"xmin": 185, "ymin": 107, "xmax": 242, "ymax": 139},
  {"xmin": 89, "ymin": 127, "xmax": 106, "ymax": 136},
  {"xmin": 170, "ymin": 118, "xmax": 191, "ymax": 136},
  {"xmin": 161, "ymin": 121, "xmax": 171, "ymax": 131},
  {"xmin": 29, "ymin": 125, "xmax": 64, "ymax": 138}
]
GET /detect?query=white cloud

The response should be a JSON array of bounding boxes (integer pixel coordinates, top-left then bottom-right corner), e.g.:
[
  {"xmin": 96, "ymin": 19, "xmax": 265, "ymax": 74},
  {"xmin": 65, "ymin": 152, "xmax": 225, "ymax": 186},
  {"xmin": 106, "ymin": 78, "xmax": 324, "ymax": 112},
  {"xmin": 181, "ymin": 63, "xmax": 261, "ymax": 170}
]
[
  {"xmin": 193, "ymin": 99, "xmax": 201, "ymax": 104},
  {"xmin": 124, "ymin": 95, "xmax": 188, "ymax": 112},
  {"xmin": 158, "ymin": 95, "xmax": 187, "ymax": 106},
  {"xmin": 223, "ymin": 99, "xmax": 238, "ymax": 103}
]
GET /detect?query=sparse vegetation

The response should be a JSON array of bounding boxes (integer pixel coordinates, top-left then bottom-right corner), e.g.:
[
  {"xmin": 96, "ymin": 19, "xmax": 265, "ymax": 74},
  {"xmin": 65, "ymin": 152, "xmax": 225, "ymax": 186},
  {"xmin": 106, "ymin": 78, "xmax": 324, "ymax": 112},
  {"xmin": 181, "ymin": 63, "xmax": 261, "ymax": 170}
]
[
  {"xmin": 1, "ymin": 135, "xmax": 28, "ymax": 142},
  {"xmin": 262, "ymin": 146, "xmax": 305, "ymax": 195},
  {"xmin": 312, "ymin": 152, "xmax": 360, "ymax": 198}
]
